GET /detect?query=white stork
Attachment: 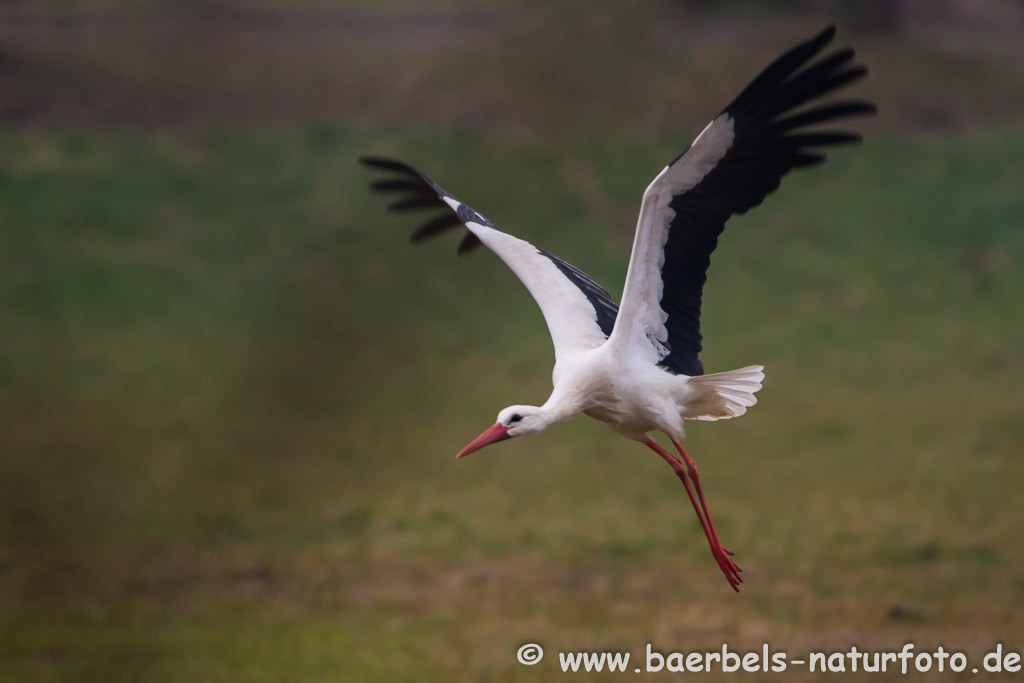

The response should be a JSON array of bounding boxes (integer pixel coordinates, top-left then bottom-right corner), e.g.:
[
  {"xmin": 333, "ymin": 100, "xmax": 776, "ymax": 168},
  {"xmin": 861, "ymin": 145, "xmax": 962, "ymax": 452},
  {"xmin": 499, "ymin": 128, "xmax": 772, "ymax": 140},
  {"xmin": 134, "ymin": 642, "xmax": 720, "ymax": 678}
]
[{"xmin": 361, "ymin": 25, "xmax": 874, "ymax": 591}]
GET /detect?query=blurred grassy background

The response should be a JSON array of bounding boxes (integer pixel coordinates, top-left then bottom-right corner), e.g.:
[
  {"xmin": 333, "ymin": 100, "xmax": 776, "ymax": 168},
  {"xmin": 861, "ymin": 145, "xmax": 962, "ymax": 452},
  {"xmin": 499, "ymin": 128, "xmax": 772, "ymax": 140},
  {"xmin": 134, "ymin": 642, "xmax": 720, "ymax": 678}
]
[{"xmin": 1, "ymin": 1, "xmax": 1023, "ymax": 681}]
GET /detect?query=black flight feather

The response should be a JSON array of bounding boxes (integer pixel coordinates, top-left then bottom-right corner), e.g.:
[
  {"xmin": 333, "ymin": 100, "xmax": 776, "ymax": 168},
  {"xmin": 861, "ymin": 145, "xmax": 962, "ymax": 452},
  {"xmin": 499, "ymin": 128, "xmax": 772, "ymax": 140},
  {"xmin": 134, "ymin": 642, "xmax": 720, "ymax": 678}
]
[
  {"xmin": 360, "ymin": 155, "xmax": 489, "ymax": 255},
  {"xmin": 657, "ymin": 24, "xmax": 875, "ymax": 377}
]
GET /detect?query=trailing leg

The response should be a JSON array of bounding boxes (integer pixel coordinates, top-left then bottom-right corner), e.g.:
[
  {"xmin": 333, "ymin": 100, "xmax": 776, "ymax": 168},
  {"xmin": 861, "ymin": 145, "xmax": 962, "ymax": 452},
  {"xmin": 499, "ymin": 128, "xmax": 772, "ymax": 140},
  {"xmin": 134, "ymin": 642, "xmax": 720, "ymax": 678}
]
[{"xmin": 643, "ymin": 437, "xmax": 741, "ymax": 591}]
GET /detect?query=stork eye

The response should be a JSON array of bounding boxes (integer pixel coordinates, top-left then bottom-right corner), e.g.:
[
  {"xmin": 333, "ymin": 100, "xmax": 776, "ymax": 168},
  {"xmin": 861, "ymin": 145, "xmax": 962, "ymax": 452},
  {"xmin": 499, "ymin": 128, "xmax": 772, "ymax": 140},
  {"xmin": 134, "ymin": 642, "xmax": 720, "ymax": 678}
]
[{"xmin": 509, "ymin": 414, "xmax": 523, "ymax": 424}]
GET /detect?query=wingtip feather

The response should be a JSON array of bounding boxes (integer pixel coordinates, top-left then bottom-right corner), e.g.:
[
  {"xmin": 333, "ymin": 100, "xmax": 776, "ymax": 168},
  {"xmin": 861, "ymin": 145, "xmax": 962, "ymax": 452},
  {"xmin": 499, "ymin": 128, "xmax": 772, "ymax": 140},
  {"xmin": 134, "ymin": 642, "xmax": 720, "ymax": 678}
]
[
  {"xmin": 457, "ymin": 231, "xmax": 482, "ymax": 255},
  {"xmin": 359, "ymin": 156, "xmax": 418, "ymax": 176}
]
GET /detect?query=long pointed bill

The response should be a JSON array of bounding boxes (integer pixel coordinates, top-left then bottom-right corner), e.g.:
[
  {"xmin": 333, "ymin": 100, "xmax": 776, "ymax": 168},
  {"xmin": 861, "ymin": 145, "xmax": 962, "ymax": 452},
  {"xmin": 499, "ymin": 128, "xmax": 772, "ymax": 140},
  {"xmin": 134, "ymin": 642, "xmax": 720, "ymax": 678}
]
[{"xmin": 456, "ymin": 422, "xmax": 510, "ymax": 458}]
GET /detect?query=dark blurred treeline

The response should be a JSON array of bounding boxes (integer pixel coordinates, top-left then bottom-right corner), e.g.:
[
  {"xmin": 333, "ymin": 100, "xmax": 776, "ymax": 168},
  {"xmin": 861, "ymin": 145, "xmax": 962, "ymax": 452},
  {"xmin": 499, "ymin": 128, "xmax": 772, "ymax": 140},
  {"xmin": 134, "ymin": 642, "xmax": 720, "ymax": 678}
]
[
  {"xmin": 682, "ymin": 0, "xmax": 897, "ymax": 31},
  {"xmin": 2, "ymin": 0, "xmax": 1024, "ymax": 130},
  {"xmin": 687, "ymin": 0, "xmax": 1023, "ymax": 27}
]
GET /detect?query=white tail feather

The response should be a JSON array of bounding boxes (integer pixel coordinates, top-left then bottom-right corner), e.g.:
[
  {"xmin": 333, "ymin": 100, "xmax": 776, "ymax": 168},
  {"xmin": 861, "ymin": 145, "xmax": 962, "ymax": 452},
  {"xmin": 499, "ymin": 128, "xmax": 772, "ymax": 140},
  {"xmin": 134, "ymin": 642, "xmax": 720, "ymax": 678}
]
[{"xmin": 682, "ymin": 365, "xmax": 764, "ymax": 421}]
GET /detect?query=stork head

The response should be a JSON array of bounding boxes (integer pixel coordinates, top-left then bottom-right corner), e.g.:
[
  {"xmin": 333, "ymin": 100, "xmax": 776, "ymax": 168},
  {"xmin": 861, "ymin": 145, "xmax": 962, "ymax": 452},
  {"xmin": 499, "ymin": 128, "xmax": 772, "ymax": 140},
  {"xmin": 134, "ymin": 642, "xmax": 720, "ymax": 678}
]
[{"xmin": 456, "ymin": 405, "xmax": 548, "ymax": 458}]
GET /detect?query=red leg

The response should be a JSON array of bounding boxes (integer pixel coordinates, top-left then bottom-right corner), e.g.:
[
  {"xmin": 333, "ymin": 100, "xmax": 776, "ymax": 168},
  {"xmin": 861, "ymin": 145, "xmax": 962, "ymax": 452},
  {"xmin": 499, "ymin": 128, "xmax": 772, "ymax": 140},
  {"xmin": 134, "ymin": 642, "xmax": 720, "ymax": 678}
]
[
  {"xmin": 644, "ymin": 438, "xmax": 715, "ymax": 550},
  {"xmin": 644, "ymin": 437, "xmax": 741, "ymax": 591},
  {"xmin": 669, "ymin": 437, "xmax": 742, "ymax": 586},
  {"xmin": 670, "ymin": 438, "xmax": 729, "ymax": 553}
]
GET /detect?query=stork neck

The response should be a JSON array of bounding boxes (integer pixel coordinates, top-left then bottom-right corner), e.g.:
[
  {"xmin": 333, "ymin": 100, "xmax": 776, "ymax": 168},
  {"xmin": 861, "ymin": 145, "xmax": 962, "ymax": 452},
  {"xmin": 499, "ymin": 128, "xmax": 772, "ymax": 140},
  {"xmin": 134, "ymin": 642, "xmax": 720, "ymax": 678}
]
[{"xmin": 539, "ymin": 391, "xmax": 583, "ymax": 427}]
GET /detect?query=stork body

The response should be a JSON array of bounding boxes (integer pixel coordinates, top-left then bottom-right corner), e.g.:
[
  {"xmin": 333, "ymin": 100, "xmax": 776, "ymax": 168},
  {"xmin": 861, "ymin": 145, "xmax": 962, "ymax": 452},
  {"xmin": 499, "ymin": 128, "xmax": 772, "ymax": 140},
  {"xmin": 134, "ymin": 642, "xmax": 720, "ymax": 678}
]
[
  {"xmin": 500, "ymin": 341, "xmax": 762, "ymax": 442},
  {"xmin": 362, "ymin": 25, "xmax": 874, "ymax": 591}
]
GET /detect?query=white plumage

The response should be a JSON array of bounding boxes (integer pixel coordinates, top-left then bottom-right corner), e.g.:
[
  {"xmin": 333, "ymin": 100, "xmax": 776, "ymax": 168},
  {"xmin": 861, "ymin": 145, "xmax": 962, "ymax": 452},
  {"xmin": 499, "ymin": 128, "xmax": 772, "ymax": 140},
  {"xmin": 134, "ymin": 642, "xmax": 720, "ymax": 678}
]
[
  {"xmin": 470, "ymin": 224, "xmax": 611, "ymax": 358},
  {"xmin": 609, "ymin": 113, "xmax": 735, "ymax": 365},
  {"xmin": 362, "ymin": 25, "xmax": 874, "ymax": 591}
]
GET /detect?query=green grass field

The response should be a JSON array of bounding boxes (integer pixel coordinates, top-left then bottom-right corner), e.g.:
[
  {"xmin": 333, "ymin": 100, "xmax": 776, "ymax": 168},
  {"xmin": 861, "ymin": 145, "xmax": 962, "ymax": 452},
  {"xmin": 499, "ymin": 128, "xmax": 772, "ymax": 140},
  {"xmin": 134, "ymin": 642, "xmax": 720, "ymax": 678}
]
[{"xmin": 2, "ymin": 4, "xmax": 1024, "ymax": 681}]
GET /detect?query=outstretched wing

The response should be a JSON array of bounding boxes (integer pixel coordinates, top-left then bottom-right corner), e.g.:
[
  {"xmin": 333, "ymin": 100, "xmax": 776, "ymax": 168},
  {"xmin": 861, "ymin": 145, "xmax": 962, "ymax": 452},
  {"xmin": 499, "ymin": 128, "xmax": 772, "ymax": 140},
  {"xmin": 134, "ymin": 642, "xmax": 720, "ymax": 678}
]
[
  {"xmin": 608, "ymin": 24, "xmax": 876, "ymax": 376},
  {"xmin": 361, "ymin": 157, "xmax": 619, "ymax": 360}
]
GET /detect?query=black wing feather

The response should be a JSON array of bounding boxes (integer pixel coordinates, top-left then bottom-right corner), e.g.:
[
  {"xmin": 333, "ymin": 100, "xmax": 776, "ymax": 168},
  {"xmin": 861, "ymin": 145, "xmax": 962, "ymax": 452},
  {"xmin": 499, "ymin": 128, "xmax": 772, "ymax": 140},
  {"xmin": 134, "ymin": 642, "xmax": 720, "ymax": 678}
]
[
  {"xmin": 360, "ymin": 155, "xmax": 493, "ymax": 255},
  {"xmin": 658, "ymin": 24, "xmax": 875, "ymax": 377},
  {"xmin": 410, "ymin": 213, "xmax": 462, "ymax": 243}
]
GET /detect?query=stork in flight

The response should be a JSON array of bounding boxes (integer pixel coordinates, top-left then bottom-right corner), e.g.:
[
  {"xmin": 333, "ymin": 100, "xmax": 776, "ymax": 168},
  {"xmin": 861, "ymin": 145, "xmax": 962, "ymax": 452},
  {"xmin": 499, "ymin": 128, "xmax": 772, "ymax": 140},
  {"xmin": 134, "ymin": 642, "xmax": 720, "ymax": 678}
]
[{"xmin": 361, "ymin": 25, "xmax": 874, "ymax": 591}]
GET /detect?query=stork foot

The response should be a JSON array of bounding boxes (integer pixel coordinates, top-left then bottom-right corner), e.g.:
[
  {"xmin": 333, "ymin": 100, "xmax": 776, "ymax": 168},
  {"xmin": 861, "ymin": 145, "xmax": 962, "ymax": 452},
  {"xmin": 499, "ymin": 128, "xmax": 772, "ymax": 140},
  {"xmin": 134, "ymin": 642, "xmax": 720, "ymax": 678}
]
[{"xmin": 712, "ymin": 544, "xmax": 743, "ymax": 592}]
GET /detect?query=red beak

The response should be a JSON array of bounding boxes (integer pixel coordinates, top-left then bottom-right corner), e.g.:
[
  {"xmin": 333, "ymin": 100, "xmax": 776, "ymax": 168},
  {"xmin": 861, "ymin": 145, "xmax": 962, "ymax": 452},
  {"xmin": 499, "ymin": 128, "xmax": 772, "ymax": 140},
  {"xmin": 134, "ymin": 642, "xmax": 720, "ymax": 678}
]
[{"xmin": 456, "ymin": 422, "xmax": 510, "ymax": 458}]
